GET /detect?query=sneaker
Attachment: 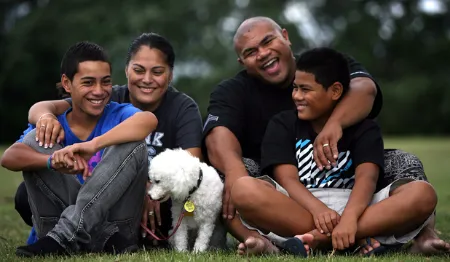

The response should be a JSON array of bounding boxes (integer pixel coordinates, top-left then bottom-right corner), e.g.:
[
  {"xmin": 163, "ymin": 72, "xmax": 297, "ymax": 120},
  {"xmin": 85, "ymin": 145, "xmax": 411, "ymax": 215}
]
[
  {"xmin": 16, "ymin": 236, "xmax": 67, "ymax": 257},
  {"xmin": 104, "ymin": 233, "xmax": 139, "ymax": 255}
]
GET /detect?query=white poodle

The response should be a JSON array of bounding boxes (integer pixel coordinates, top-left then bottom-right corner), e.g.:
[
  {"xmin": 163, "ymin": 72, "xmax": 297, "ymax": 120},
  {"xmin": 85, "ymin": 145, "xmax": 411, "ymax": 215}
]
[{"xmin": 148, "ymin": 148, "xmax": 224, "ymax": 252}]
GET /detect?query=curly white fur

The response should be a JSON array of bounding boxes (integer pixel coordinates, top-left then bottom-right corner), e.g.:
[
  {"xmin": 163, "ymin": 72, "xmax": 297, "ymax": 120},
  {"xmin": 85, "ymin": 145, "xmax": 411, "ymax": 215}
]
[{"xmin": 148, "ymin": 148, "xmax": 223, "ymax": 252}]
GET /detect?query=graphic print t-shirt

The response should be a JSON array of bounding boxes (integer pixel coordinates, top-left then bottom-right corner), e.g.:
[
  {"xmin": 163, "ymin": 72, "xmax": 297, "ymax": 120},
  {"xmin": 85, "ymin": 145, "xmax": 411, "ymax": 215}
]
[{"xmin": 261, "ymin": 110, "xmax": 384, "ymax": 189}]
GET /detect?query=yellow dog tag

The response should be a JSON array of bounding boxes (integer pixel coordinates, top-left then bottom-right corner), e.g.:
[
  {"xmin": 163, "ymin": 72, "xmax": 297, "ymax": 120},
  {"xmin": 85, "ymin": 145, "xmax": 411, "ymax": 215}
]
[{"xmin": 184, "ymin": 200, "xmax": 195, "ymax": 213}]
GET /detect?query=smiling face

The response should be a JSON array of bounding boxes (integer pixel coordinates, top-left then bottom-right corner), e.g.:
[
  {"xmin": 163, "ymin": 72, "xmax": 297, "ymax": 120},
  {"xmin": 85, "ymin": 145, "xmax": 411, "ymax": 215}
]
[
  {"xmin": 62, "ymin": 61, "xmax": 112, "ymax": 118},
  {"xmin": 125, "ymin": 46, "xmax": 172, "ymax": 112},
  {"xmin": 234, "ymin": 21, "xmax": 295, "ymax": 86},
  {"xmin": 292, "ymin": 70, "xmax": 342, "ymax": 123}
]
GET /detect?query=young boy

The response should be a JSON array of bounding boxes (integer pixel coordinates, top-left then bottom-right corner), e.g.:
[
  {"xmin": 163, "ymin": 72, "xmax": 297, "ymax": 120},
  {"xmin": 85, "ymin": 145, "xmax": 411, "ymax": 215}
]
[
  {"xmin": 0, "ymin": 42, "xmax": 157, "ymax": 257},
  {"xmin": 229, "ymin": 47, "xmax": 437, "ymax": 256}
]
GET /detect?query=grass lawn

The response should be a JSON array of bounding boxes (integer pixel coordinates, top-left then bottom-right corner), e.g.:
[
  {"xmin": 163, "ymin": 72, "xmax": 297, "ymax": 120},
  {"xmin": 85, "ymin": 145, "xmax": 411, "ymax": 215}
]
[{"xmin": 1, "ymin": 137, "xmax": 449, "ymax": 261}]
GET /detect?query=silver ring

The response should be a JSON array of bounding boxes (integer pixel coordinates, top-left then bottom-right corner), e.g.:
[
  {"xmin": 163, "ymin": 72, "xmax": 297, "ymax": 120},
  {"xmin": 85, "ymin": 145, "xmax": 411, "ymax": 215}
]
[
  {"xmin": 40, "ymin": 125, "xmax": 46, "ymax": 128},
  {"xmin": 148, "ymin": 211, "xmax": 154, "ymax": 216},
  {"xmin": 322, "ymin": 143, "xmax": 330, "ymax": 148}
]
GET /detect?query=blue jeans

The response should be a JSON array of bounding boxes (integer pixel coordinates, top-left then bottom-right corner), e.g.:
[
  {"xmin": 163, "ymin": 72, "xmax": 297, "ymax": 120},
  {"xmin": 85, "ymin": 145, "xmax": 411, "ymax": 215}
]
[{"xmin": 21, "ymin": 129, "xmax": 148, "ymax": 252}]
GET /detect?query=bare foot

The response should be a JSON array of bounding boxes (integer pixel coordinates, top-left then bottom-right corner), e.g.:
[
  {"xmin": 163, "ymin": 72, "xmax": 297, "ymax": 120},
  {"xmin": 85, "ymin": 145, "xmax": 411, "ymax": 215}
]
[
  {"xmin": 237, "ymin": 236, "xmax": 279, "ymax": 256},
  {"xmin": 292, "ymin": 233, "xmax": 315, "ymax": 255},
  {"xmin": 357, "ymin": 237, "xmax": 381, "ymax": 255},
  {"xmin": 410, "ymin": 227, "xmax": 450, "ymax": 255},
  {"xmin": 306, "ymin": 229, "xmax": 332, "ymax": 251}
]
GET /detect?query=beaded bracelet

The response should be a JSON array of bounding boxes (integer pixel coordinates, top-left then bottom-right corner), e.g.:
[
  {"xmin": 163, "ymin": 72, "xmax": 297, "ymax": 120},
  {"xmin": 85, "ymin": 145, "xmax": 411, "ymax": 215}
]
[{"xmin": 47, "ymin": 155, "xmax": 55, "ymax": 170}]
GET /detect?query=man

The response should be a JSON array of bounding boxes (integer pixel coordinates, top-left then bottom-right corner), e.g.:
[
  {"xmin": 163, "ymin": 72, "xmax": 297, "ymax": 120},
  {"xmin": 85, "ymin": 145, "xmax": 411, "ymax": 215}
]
[
  {"xmin": 202, "ymin": 16, "xmax": 449, "ymax": 255},
  {"xmin": 1, "ymin": 42, "xmax": 157, "ymax": 257}
]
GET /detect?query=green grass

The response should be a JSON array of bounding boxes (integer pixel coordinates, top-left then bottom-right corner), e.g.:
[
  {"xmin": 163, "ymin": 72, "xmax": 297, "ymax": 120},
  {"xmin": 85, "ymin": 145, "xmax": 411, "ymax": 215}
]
[{"xmin": 1, "ymin": 138, "xmax": 450, "ymax": 261}]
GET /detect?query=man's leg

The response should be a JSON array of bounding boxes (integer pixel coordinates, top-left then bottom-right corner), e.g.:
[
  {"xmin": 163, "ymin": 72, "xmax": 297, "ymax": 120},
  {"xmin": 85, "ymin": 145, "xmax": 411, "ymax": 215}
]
[
  {"xmin": 224, "ymin": 158, "xmax": 298, "ymax": 255},
  {"xmin": 380, "ymin": 149, "xmax": 449, "ymax": 255},
  {"xmin": 230, "ymin": 176, "xmax": 318, "ymax": 255},
  {"xmin": 231, "ymin": 177, "xmax": 438, "ymax": 254},
  {"xmin": 46, "ymin": 141, "xmax": 148, "ymax": 252}
]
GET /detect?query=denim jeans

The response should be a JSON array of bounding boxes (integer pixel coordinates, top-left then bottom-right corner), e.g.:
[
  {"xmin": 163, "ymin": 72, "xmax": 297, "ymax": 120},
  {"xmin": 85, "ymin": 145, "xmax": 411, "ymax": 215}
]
[{"xmin": 21, "ymin": 129, "xmax": 148, "ymax": 252}]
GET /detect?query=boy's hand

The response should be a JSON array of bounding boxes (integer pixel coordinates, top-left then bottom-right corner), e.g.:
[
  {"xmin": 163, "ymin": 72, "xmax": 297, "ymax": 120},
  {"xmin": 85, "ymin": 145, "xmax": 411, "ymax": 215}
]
[
  {"xmin": 311, "ymin": 206, "xmax": 340, "ymax": 235},
  {"xmin": 51, "ymin": 153, "xmax": 89, "ymax": 178},
  {"xmin": 53, "ymin": 140, "xmax": 98, "ymax": 162},
  {"xmin": 331, "ymin": 217, "xmax": 357, "ymax": 250}
]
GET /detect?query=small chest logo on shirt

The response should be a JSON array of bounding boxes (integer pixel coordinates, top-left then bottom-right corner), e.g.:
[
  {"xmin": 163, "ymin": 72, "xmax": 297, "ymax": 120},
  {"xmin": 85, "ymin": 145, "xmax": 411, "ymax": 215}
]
[
  {"xmin": 296, "ymin": 139, "xmax": 354, "ymax": 188},
  {"xmin": 146, "ymin": 132, "xmax": 164, "ymax": 147},
  {"xmin": 145, "ymin": 132, "xmax": 165, "ymax": 165}
]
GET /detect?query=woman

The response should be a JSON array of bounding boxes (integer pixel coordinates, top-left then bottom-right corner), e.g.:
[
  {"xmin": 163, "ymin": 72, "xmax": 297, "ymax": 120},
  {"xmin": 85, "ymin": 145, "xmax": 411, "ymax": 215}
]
[{"xmin": 22, "ymin": 33, "xmax": 209, "ymax": 249}]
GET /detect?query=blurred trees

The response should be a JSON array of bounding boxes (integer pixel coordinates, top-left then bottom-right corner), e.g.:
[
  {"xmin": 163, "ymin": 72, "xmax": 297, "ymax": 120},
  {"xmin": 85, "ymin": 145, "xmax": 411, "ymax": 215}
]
[{"xmin": 0, "ymin": 0, "xmax": 449, "ymax": 143}]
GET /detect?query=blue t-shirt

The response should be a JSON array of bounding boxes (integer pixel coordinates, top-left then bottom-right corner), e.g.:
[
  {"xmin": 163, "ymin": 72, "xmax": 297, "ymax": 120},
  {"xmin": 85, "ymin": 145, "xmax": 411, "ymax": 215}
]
[{"xmin": 18, "ymin": 101, "xmax": 141, "ymax": 244}]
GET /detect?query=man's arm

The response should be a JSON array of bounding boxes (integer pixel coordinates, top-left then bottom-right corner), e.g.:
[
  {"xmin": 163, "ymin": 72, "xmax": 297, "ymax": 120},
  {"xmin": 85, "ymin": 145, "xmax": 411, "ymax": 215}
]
[
  {"xmin": 205, "ymin": 127, "xmax": 247, "ymax": 176},
  {"xmin": 328, "ymin": 77, "xmax": 377, "ymax": 129},
  {"xmin": 202, "ymin": 79, "xmax": 246, "ymax": 219},
  {"xmin": 28, "ymin": 99, "xmax": 71, "ymax": 124},
  {"xmin": 313, "ymin": 55, "xmax": 379, "ymax": 170},
  {"xmin": 205, "ymin": 126, "xmax": 247, "ymax": 219},
  {"xmin": 0, "ymin": 143, "xmax": 48, "ymax": 171}
]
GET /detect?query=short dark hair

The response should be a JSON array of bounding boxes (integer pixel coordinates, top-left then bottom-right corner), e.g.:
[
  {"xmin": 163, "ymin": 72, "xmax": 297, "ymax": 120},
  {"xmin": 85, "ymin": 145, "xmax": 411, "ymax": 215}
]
[
  {"xmin": 60, "ymin": 41, "xmax": 111, "ymax": 81},
  {"xmin": 126, "ymin": 33, "xmax": 175, "ymax": 69},
  {"xmin": 296, "ymin": 47, "xmax": 350, "ymax": 96}
]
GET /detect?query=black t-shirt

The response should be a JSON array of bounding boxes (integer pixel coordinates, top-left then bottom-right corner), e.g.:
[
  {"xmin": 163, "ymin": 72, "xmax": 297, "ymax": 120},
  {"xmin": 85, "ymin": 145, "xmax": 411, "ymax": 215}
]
[
  {"xmin": 261, "ymin": 110, "xmax": 384, "ymax": 189},
  {"xmin": 109, "ymin": 85, "xmax": 203, "ymax": 163},
  {"xmin": 202, "ymin": 55, "xmax": 383, "ymax": 164}
]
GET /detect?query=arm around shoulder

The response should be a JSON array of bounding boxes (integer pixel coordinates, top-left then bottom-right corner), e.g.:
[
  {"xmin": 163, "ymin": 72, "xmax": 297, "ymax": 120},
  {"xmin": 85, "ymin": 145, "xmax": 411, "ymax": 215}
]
[
  {"xmin": 28, "ymin": 99, "xmax": 71, "ymax": 124},
  {"xmin": 329, "ymin": 77, "xmax": 377, "ymax": 129}
]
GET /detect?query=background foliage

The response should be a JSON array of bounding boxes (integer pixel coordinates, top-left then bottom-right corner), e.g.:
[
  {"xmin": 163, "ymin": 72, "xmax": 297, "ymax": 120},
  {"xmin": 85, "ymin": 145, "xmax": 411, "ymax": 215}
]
[{"xmin": 1, "ymin": 0, "xmax": 449, "ymax": 143}]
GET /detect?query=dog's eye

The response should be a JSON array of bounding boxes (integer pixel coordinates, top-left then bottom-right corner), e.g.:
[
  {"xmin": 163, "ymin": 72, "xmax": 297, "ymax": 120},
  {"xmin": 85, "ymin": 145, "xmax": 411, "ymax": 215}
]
[{"xmin": 154, "ymin": 180, "xmax": 160, "ymax": 184}]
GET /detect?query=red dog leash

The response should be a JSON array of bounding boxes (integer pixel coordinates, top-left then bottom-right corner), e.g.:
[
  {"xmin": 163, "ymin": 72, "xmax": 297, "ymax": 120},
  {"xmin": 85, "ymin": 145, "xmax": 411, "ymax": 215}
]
[
  {"xmin": 142, "ymin": 170, "xmax": 202, "ymax": 241},
  {"xmin": 140, "ymin": 210, "xmax": 186, "ymax": 241}
]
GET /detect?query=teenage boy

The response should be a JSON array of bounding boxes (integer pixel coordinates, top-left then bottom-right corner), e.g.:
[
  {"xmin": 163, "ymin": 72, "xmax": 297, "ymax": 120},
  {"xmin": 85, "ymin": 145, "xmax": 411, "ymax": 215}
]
[{"xmin": 1, "ymin": 41, "xmax": 157, "ymax": 257}]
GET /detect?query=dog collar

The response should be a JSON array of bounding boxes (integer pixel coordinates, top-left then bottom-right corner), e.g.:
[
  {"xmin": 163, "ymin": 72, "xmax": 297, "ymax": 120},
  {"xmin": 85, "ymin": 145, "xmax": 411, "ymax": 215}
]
[{"xmin": 185, "ymin": 169, "xmax": 203, "ymax": 202}]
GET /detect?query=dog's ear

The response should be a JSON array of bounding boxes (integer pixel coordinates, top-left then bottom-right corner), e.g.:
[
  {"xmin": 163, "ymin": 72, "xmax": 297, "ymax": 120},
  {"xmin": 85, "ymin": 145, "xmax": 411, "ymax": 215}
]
[{"xmin": 171, "ymin": 167, "xmax": 190, "ymax": 199}]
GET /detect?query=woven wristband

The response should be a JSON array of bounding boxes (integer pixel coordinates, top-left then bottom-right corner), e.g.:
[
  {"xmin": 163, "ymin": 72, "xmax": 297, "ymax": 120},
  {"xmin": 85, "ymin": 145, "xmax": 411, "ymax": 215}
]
[{"xmin": 47, "ymin": 155, "xmax": 55, "ymax": 170}]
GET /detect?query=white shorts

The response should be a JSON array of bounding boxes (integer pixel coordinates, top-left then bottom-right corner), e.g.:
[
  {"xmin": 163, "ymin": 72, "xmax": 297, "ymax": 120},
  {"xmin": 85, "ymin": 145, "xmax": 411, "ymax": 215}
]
[{"xmin": 241, "ymin": 175, "xmax": 432, "ymax": 246}]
